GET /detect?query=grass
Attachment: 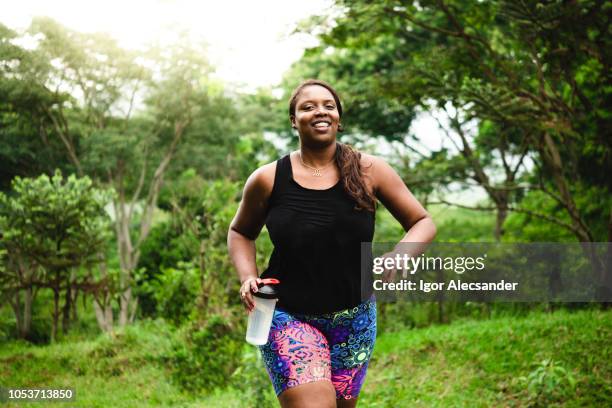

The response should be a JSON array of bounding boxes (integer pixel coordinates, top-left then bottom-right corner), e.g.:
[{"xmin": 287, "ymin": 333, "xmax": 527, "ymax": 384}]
[
  {"xmin": 361, "ymin": 308, "xmax": 611, "ymax": 407},
  {"xmin": 0, "ymin": 309, "xmax": 610, "ymax": 407}
]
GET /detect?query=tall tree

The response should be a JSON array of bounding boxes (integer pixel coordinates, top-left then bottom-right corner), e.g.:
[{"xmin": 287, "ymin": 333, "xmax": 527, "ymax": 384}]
[
  {"xmin": 0, "ymin": 171, "xmax": 112, "ymax": 341},
  {"xmin": 0, "ymin": 23, "xmax": 72, "ymax": 189},
  {"xmin": 4, "ymin": 19, "xmax": 245, "ymax": 327}
]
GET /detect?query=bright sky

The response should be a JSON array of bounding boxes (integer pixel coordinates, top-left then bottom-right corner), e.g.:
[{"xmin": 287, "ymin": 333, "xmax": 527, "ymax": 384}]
[{"xmin": 3, "ymin": 0, "xmax": 333, "ymax": 92}]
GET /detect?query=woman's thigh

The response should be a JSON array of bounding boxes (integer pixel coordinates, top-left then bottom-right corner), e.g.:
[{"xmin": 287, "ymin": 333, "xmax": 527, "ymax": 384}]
[
  {"xmin": 278, "ymin": 381, "xmax": 336, "ymax": 408},
  {"xmin": 312, "ymin": 297, "xmax": 377, "ymax": 401},
  {"xmin": 259, "ymin": 310, "xmax": 333, "ymax": 398}
]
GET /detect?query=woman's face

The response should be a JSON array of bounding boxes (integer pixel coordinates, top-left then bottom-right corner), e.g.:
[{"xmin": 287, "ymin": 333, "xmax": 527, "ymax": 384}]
[{"xmin": 291, "ymin": 85, "xmax": 340, "ymax": 148}]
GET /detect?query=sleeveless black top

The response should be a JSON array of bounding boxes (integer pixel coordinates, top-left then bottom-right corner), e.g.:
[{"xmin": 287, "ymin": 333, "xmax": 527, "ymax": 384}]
[{"xmin": 260, "ymin": 154, "xmax": 375, "ymax": 314}]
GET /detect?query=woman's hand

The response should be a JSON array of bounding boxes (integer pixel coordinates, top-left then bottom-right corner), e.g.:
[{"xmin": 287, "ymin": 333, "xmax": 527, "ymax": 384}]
[
  {"xmin": 239, "ymin": 277, "xmax": 263, "ymax": 312},
  {"xmin": 379, "ymin": 251, "xmax": 399, "ymax": 283}
]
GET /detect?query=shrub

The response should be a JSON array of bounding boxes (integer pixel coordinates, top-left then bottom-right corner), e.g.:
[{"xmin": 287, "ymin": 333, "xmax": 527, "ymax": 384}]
[
  {"xmin": 230, "ymin": 346, "xmax": 277, "ymax": 407},
  {"xmin": 166, "ymin": 315, "xmax": 243, "ymax": 393},
  {"xmin": 518, "ymin": 359, "xmax": 577, "ymax": 406}
]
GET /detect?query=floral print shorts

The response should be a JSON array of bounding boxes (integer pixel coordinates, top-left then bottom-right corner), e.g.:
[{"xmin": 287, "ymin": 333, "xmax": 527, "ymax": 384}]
[{"xmin": 258, "ymin": 296, "xmax": 377, "ymax": 400}]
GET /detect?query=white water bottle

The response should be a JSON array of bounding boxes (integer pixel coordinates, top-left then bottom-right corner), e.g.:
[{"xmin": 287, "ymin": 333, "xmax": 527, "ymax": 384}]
[{"xmin": 246, "ymin": 278, "xmax": 280, "ymax": 345}]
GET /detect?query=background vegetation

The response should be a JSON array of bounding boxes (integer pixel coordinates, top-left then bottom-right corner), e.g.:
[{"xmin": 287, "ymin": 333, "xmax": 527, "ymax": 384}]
[{"xmin": 1, "ymin": 1, "xmax": 610, "ymax": 406}]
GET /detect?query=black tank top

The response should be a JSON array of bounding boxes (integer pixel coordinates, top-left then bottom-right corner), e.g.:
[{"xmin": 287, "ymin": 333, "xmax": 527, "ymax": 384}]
[{"xmin": 260, "ymin": 153, "xmax": 375, "ymax": 314}]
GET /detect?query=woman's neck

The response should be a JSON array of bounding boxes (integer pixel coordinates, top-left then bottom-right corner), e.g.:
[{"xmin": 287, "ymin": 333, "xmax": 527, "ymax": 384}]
[{"xmin": 299, "ymin": 142, "xmax": 337, "ymax": 168}]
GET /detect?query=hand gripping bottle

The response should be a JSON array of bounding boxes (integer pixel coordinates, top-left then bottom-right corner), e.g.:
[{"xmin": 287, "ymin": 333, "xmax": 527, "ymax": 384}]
[{"xmin": 246, "ymin": 278, "xmax": 280, "ymax": 345}]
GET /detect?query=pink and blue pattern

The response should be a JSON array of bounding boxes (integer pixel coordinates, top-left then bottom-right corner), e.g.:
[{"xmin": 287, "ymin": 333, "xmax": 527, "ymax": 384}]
[{"xmin": 259, "ymin": 297, "xmax": 376, "ymax": 400}]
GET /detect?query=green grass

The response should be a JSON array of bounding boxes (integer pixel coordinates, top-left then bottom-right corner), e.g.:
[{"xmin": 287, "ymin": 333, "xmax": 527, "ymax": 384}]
[
  {"xmin": 361, "ymin": 308, "xmax": 611, "ymax": 407},
  {"xmin": 1, "ymin": 309, "xmax": 610, "ymax": 407}
]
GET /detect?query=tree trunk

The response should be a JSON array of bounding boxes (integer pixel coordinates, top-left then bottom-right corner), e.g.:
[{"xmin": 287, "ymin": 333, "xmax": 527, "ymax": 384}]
[
  {"xmin": 71, "ymin": 289, "xmax": 79, "ymax": 322},
  {"xmin": 9, "ymin": 288, "xmax": 34, "ymax": 339},
  {"xmin": 119, "ymin": 286, "xmax": 132, "ymax": 326},
  {"xmin": 51, "ymin": 287, "xmax": 60, "ymax": 342},
  {"xmin": 541, "ymin": 133, "xmax": 592, "ymax": 242},
  {"xmin": 23, "ymin": 287, "xmax": 33, "ymax": 338},
  {"xmin": 93, "ymin": 301, "xmax": 106, "ymax": 331},
  {"xmin": 91, "ymin": 258, "xmax": 115, "ymax": 332},
  {"xmin": 93, "ymin": 297, "xmax": 114, "ymax": 333},
  {"xmin": 62, "ymin": 281, "xmax": 72, "ymax": 334},
  {"xmin": 115, "ymin": 124, "xmax": 185, "ymax": 326},
  {"xmin": 494, "ymin": 205, "xmax": 508, "ymax": 242},
  {"xmin": 9, "ymin": 292, "xmax": 23, "ymax": 338}
]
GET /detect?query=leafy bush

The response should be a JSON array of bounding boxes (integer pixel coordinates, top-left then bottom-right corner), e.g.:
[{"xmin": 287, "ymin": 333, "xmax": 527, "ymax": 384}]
[
  {"xmin": 518, "ymin": 359, "xmax": 577, "ymax": 406},
  {"xmin": 230, "ymin": 346, "xmax": 277, "ymax": 407},
  {"xmin": 87, "ymin": 319, "xmax": 176, "ymax": 376},
  {"xmin": 166, "ymin": 315, "xmax": 243, "ymax": 393},
  {"xmin": 139, "ymin": 261, "xmax": 199, "ymax": 326}
]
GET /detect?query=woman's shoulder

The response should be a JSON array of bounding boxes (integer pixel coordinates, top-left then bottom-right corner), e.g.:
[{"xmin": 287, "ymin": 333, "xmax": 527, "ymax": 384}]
[
  {"xmin": 357, "ymin": 152, "xmax": 396, "ymax": 193},
  {"xmin": 358, "ymin": 152, "xmax": 391, "ymax": 175},
  {"xmin": 244, "ymin": 159, "xmax": 279, "ymax": 197}
]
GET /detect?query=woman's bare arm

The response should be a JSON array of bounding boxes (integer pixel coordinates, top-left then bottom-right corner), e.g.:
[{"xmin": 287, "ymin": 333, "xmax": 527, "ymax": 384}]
[
  {"xmin": 366, "ymin": 155, "xmax": 437, "ymax": 279},
  {"xmin": 227, "ymin": 162, "xmax": 275, "ymax": 310}
]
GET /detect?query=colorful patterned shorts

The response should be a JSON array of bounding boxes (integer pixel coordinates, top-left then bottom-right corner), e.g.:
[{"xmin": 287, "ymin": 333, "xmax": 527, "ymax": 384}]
[{"xmin": 258, "ymin": 296, "xmax": 377, "ymax": 400}]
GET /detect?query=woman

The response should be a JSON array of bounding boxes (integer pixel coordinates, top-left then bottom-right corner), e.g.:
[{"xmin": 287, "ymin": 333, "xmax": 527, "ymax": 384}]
[{"xmin": 228, "ymin": 79, "xmax": 436, "ymax": 408}]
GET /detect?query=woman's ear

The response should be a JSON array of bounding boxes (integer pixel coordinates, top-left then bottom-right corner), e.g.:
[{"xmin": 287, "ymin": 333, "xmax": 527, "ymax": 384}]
[
  {"xmin": 338, "ymin": 123, "xmax": 344, "ymax": 132},
  {"xmin": 290, "ymin": 116, "xmax": 296, "ymax": 129}
]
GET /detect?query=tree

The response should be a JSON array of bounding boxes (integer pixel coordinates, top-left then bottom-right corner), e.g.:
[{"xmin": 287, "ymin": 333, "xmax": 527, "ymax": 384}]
[
  {"xmin": 0, "ymin": 170, "xmax": 113, "ymax": 341},
  {"xmin": 3, "ymin": 19, "xmax": 248, "ymax": 327},
  {"xmin": 0, "ymin": 22, "xmax": 72, "ymax": 189}
]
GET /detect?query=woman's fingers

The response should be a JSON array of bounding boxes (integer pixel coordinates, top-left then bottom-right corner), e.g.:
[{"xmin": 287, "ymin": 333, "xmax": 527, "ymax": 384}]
[
  {"xmin": 244, "ymin": 292, "xmax": 254, "ymax": 312},
  {"xmin": 250, "ymin": 278, "xmax": 261, "ymax": 294},
  {"xmin": 382, "ymin": 266, "xmax": 396, "ymax": 283},
  {"xmin": 241, "ymin": 277, "xmax": 263, "ymax": 313}
]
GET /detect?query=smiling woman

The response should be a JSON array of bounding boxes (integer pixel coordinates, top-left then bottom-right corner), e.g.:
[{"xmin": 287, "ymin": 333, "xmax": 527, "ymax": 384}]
[{"xmin": 227, "ymin": 79, "xmax": 436, "ymax": 407}]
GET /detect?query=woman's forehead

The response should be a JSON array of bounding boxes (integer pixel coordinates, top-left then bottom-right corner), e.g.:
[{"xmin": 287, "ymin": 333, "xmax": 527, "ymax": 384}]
[{"xmin": 296, "ymin": 85, "xmax": 335, "ymax": 103}]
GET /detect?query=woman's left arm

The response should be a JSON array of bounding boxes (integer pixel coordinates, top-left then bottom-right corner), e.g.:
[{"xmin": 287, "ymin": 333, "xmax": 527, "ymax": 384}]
[{"xmin": 369, "ymin": 155, "xmax": 437, "ymax": 252}]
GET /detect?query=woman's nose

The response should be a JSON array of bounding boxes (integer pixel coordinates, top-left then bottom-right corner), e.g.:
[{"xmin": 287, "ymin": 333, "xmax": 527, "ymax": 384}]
[{"xmin": 314, "ymin": 106, "xmax": 327, "ymax": 116}]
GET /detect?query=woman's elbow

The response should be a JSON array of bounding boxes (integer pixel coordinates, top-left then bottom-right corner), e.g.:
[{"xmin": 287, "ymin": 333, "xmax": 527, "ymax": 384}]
[
  {"xmin": 417, "ymin": 214, "xmax": 437, "ymax": 242},
  {"xmin": 228, "ymin": 224, "xmax": 257, "ymax": 242}
]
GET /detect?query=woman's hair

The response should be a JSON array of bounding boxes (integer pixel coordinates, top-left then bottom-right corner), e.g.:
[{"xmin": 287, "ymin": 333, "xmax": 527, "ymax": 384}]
[{"xmin": 289, "ymin": 79, "xmax": 377, "ymax": 212}]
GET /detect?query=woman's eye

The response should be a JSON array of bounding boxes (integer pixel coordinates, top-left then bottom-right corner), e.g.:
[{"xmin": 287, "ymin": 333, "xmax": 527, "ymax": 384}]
[{"xmin": 326, "ymin": 105, "xmax": 335, "ymax": 109}]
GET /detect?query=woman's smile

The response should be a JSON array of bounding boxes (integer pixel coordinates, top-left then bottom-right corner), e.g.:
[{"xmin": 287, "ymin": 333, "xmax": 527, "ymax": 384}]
[{"xmin": 311, "ymin": 119, "xmax": 332, "ymax": 132}]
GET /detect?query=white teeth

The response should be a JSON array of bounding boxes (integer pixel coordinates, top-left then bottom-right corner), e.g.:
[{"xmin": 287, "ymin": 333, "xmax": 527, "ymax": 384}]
[{"xmin": 314, "ymin": 123, "xmax": 330, "ymax": 128}]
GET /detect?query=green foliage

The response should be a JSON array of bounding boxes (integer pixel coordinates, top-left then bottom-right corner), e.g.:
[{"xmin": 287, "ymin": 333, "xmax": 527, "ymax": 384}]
[
  {"xmin": 0, "ymin": 170, "xmax": 114, "ymax": 271},
  {"xmin": 87, "ymin": 320, "xmax": 175, "ymax": 376},
  {"xmin": 503, "ymin": 190, "xmax": 576, "ymax": 242},
  {"xmin": 138, "ymin": 173, "xmax": 263, "ymax": 325},
  {"xmin": 518, "ymin": 359, "xmax": 577, "ymax": 406},
  {"xmin": 140, "ymin": 261, "xmax": 199, "ymax": 326},
  {"xmin": 166, "ymin": 315, "xmax": 243, "ymax": 393},
  {"xmin": 0, "ymin": 23, "xmax": 72, "ymax": 188},
  {"xmin": 230, "ymin": 346, "xmax": 278, "ymax": 407},
  {"xmin": 0, "ymin": 170, "xmax": 114, "ymax": 340},
  {"xmin": 429, "ymin": 204, "xmax": 496, "ymax": 242},
  {"xmin": 136, "ymin": 221, "xmax": 194, "ymax": 317}
]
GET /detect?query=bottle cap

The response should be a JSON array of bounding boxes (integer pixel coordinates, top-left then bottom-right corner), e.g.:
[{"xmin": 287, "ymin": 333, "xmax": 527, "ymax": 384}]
[{"xmin": 253, "ymin": 278, "xmax": 280, "ymax": 299}]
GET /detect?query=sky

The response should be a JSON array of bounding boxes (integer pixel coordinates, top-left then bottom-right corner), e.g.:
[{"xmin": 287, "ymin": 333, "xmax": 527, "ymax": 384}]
[
  {"xmin": 3, "ymin": 0, "xmax": 485, "ymax": 203},
  {"xmin": 3, "ymin": 0, "xmax": 333, "ymax": 92}
]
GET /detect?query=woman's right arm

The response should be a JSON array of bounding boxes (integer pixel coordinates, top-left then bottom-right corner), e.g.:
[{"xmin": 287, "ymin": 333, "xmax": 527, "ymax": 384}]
[{"xmin": 227, "ymin": 163, "xmax": 275, "ymax": 312}]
